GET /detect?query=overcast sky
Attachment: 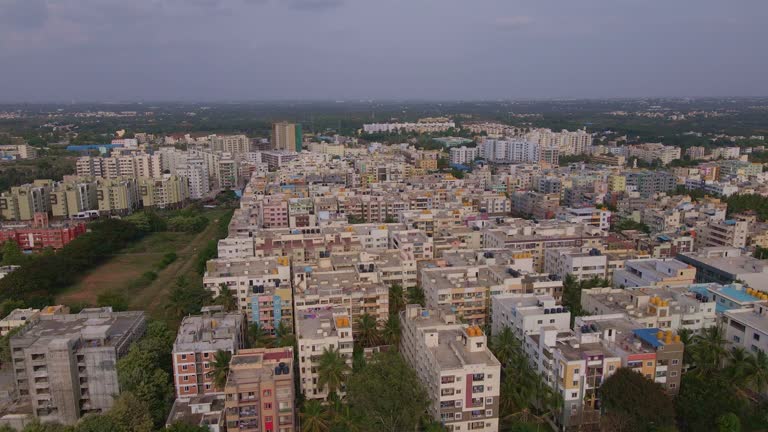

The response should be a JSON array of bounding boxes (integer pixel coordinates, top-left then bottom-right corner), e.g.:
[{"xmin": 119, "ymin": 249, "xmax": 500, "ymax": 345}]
[{"xmin": 1, "ymin": 0, "xmax": 767, "ymax": 102}]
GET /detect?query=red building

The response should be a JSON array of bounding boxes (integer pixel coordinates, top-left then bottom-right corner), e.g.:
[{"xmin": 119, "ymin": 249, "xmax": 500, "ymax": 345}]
[{"xmin": 0, "ymin": 213, "xmax": 86, "ymax": 250}]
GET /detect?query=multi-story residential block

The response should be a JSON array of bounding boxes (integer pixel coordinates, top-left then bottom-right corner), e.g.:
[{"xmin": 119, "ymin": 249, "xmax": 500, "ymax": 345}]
[
  {"xmin": 172, "ymin": 306, "xmax": 247, "ymax": 400},
  {"xmin": 203, "ymin": 256, "xmax": 293, "ymax": 333},
  {"xmin": 544, "ymin": 248, "xmax": 607, "ymax": 282},
  {"xmin": 581, "ymin": 286, "xmax": 717, "ymax": 331},
  {"xmin": 696, "ymin": 219, "xmax": 749, "ymax": 249},
  {"xmin": 295, "ymin": 309, "xmax": 353, "ymax": 400},
  {"xmin": 480, "ymin": 139, "xmax": 538, "ymax": 164},
  {"xmin": 612, "ymin": 258, "xmax": 696, "ymax": 288},
  {"xmin": 0, "ymin": 181, "xmax": 52, "ymax": 221},
  {"xmin": 677, "ymin": 247, "xmax": 768, "ymax": 290},
  {"xmin": 0, "ymin": 213, "xmax": 86, "ymax": 250},
  {"xmin": 138, "ymin": 175, "xmax": 190, "ymax": 209},
  {"xmin": 9, "ymin": 309, "xmax": 146, "ymax": 425},
  {"xmin": 272, "ymin": 122, "xmax": 303, "ymax": 152},
  {"xmin": 223, "ymin": 347, "xmax": 295, "ymax": 432},
  {"xmin": 178, "ymin": 159, "xmax": 211, "ymax": 200},
  {"xmin": 625, "ymin": 171, "xmax": 677, "ymax": 198},
  {"xmin": 95, "ymin": 178, "xmax": 140, "ymax": 215},
  {"xmin": 400, "ymin": 305, "xmax": 501, "ymax": 432},
  {"xmin": 211, "ymin": 135, "xmax": 251, "ymax": 155},
  {"xmin": 628, "ymin": 143, "xmax": 681, "ymax": 165},
  {"xmin": 723, "ymin": 304, "xmax": 768, "ymax": 355},
  {"xmin": 449, "ymin": 146, "xmax": 479, "ymax": 165},
  {"xmin": 49, "ymin": 181, "xmax": 97, "ymax": 218},
  {"xmin": 558, "ymin": 207, "xmax": 611, "ymax": 231},
  {"xmin": 491, "ymin": 294, "xmax": 571, "ymax": 340},
  {"xmin": 421, "ymin": 266, "xmax": 491, "ymax": 325},
  {"xmin": 0, "ymin": 144, "xmax": 38, "ymax": 160},
  {"xmin": 363, "ymin": 121, "xmax": 455, "ymax": 134}
]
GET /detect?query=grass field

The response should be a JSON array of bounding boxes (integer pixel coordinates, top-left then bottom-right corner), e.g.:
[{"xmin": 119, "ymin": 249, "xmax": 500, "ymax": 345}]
[{"xmin": 56, "ymin": 208, "xmax": 231, "ymax": 322}]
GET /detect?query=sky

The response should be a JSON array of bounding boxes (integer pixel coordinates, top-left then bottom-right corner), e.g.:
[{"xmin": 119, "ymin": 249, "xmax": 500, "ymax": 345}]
[{"xmin": 0, "ymin": 0, "xmax": 767, "ymax": 102}]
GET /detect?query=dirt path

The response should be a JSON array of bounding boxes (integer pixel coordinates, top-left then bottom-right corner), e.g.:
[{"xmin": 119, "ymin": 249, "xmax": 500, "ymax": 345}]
[{"xmin": 130, "ymin": 216, "xmax": 222, "ymax": 318}]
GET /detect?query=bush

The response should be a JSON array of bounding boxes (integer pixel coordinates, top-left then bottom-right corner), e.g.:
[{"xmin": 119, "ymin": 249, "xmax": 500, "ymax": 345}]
[{"xmin": 157, "ymin": 252, "xmax": 178, "ymax": 270}]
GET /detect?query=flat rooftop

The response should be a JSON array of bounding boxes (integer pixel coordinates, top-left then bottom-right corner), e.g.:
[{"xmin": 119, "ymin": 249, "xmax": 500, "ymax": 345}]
[
  {"xmin": 11, "ymin": 310, "xmax": 145, "ymax": 350},
  {"xmin": 173, "ymin": 310, "xmax": 244, "ymax": 353}
]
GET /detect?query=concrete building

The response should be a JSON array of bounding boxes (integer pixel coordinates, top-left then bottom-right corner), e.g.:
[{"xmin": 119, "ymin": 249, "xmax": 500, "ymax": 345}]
[
  {"xmin": 295, "ymin": 309, "xmax": 353, "ymax": 400},
  {"xmin": 558, "ymin": 207, "xmax": 611, "ymax": 231},
  {"xmin": 723, "ymin": 304, "xmax": 768, "ymax": 355},
  {"xmin": 491, "ymin": 294, "xmax": 571, "ymax": 340},
  {"xmin": 581, "ymin": 286, "xmax": 717, "ymax": 331},
  {"xmin": 449, "ymin": 146, "xmax": 479, "ymax": 165},
  {"xmin": 480, "ymin": 139, "xmax": 538, "ymax": 164},
  {"xmin": 697, "ymin": 219, "xmax": 749, "ymax": 249},
  {"xmin": 544, "ymin": 248, "xmax": 608, "ymax": 282},
  {"xmin": 138, "ymin": 175, "xmax": 190, "ymax": 209},
  {"xmin": 677, "ymin": 247, "xmax": 768, "ymax": 291},
  {"xmin": 272, "ymin": 122, "xmax": 303, "ymax": 152},
  {"xmin": 0, "ymin": 181, "xmax": 52, "ymax": 221},
  {"xmin": 612, "ymin": 258, "xmax": 696, "ymax": 288},
  {"xmin": 172, "ymin": 306, "xmax": 247, "ymax": 400},
  {"xmin": 9, "ymin": 309, "xmax": 146, "ymax": 424},
  {"xmin": 178, "ymin": 159, "xmax": 211, "ymax": 200},
  {"xmin": 223, "ymin": 347, "xmax": 295, "ymax": 432},
  {"xmin": 400, "ymin": 305, "xmax": 501, "ymax": 432},
  {"xmin": 95, "ymin": 178, "xmax": 140, "ymax": 215},
  {"xmin": 49, "ymin": 181, "xmax": 97, "ymax": 219},
  {"xmin": 628, "ymin": 143, "xmax": 681, "ymax": 166},
  {"xmin": 211, "ymin": 135, "xmax": 250, "ymax": 155}
]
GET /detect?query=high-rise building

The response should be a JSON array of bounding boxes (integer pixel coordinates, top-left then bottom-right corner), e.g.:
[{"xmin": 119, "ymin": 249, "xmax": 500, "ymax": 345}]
[
  {"xmin": 295, "ymin": 308, "xmax": 353, "ymax": 400},
  {"xmin": 9, "ymin": 309, "xmax": 146, "ymax": 425},
  {"xmin": 272, "ymin": 122, "xmax": 303, "ymax": 152}
]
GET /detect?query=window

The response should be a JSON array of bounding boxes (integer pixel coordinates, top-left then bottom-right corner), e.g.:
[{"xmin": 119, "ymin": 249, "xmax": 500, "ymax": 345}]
[
  {"xmin": 646, "ymin": 361, "xmax": 653, "ymax": 367},
  {"xmin": 455, "ymin": 413, "xmax": 462, "ymax": 420},
  {"xmin": 264, "ymin": 403, "xmax": 272, "ymax": 410},
  {"xmin": 669, "ymin": 383, "xmax": 676, "ymax": 389},
  {"xmin": 573, "ymin": 368, "xmax": 580, "ymax": 374},
  {"xmin": 181, "ymin": 354, "xmax": 187, "ymax": 360},
  {"xmin": 485, "ymin": 397, "xmax": 493, "ymax": 405},
  {"xmin": 754, "ymin": 334, "xmax": 761, "ymax": 341},
  {"xmin": 184, "ymin": 386, "xmax": 189, "ymax": 392},
  {"xmin": 183, "ymin": 376, "xmax": 189, "ymax": 382},
  {"xmin": 263, "ymin": 390, "xmax": 272, "ymax": 397},
  {"xmin": 485, "ymin": 409, "xmax": 492, "ymax": 416},
  {"xmin": 182, "ymin": 365, "xmax": 188, "ymax": 371},
  {"xmin": 670, "ymin": 371, "xmax": 677, "ymax": 377},
  {"xmin": 609, "ymin": 365, "xmax": 615, "ymax": 371},
  {"xmin": 537, "ymin": 320, "xmax": 543, "ymax": 325},
  {"xmin": 671, "ymin": 359, "xmax": 679, "ymax": 365}
]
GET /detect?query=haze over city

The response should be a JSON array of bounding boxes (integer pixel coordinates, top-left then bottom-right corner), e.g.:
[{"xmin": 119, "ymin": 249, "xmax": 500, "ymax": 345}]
[{"xmin": 2, "ymin": 0, "xmax": 768, "ymax": 101}]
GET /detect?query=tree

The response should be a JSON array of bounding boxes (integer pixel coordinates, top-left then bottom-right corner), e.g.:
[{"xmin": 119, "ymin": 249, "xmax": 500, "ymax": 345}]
[
  {"xmin": 355, "ymin": 313, "xmax": 381, "ymax": 348},
  {"xmin": 108, "ymin": 392, "xmax": 154, "ymax": 432},
  {"xmin": 675, "ymin": 374, "xmax": 744, "ymax": 432},
  {"xmin": 726, "ymin": 347, "xmax": 752, "ymax": 385},
  {"xmin": 275, "ymin": 321, "xmax": 296, "ymax": 348},
  {"xmin": 691, "ymin": 324, "xmax": 727, "ymax": 372},
  {"xmin": 491, "ymin": 327, "xmax": 519, "ymax": 367},
  {"xmin": 388, "ymin": 283, "xmax": 405, "ymax": 316},
  {"xmin": 600, "ymin": 368, "xmax": 676, "ymax": 431},
  {"xmin": 165, "ymin": 423, "xmax": 211, "ymax": 432},
  {"xmin": 213, "ymin": 284, "xmax": 237, "ymax": 312},
  {"xmin": 301, "ymin": 400, "xmax": 330, "ymax": 432},
  {"xmin": 744, "ymin": 349, "xmax": 768, "ymax": 394},
  {"xmin": 18, "ymin": 421, "xmax": 69, "ymax": 432},
  {"xmin": 97, "ymin": 290, "xmax": 129, "ymax": 312},
  {"xmin": 317, "ymin": 346, "xmax": 350, "ymax": 398},
  {"xmin": 406, "ymin": 285, "xmax": 426, "ymax": 307},
  {"xmin": 75, "ymin": 414, "xmax": 119, "ymax": 431},
  {"xmin": 346, "ymin": 350, "xmax": 429, "ymax": 432},
  {"xmin": 248, "ymin": 322, "xmax": 271, "ymax": 348},
  {"xmin": 0, "ymin": 299, "xmax": 24, "ymax": 318},
  {"xmin": 211, "ymin": 350, "xmax": 232, "ymax": 391},
  {"xmin": 381, "ymin": 314, "xmax": 401, "ymax": 346},
  {"xmin": 716, "ymin": 413, "xmax": 741, "ymax": 432},
  {"xmin": 1, "ymin": 241, "xmax": 25, "ymax": 266},
  {"xmin": 165, "ymin": 276, "xmax": 212, "ymax": 320}
]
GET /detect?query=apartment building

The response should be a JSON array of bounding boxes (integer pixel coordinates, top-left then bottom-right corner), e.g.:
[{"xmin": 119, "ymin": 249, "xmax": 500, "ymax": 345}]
[
  {"xmin": 0, "ymin": 181, "xmax": 52, "ymax": 221},
  {"xmin": 491, "ymin": 294, "xmax": 571, "ymax": 340},
  {"xmin": 625, "ymin": 171, "xmax": 677, "ymax": 198},
  {"xmin": 272, "ymin": 122, "xmax": 303, "ymax": 152},
  {"xmin": 76, "ymin": 154, "xmax": 164, "ymax": 179},
  {"xmin": 203, "ymin": 256, "xmax": 293, "ymax": 333},
  {"xmin": 211, "ymin": 135, "xmax": 250, "ymax": 155},
  {"xmin": 628, "ymin": 143, "xmax": 681, "ymax": 165},
  {"xmin": 9, "ymin": 309, "xmax": 146, "ymax": 424},
  {"xmin": 544, "ymin": 248, "xmax": 607, "ymax": 282},
  {"xmin": 723, "ymin": 304, "xmax": 768, "ymax": 355},
  {"xmin": 0, "ymin": 144, "xmax": 37, "ymax": 160},
  {"xmin": 95, "ymin": 178, "xmax": 140, "ymax": 215},
  {"xmin": 612, "ymin": 258, "xmax": 696, "ymax": 288},
  {"xmin": 480, "ymin": 139, "xmax": 539, "ymax": 164},
  {"xmin": 677, "ymin": 247, "xmax": 768, "ymax": 289},
  {"xmin": 0, "ymin": 214, "xmax": 86, "ymax": 250},
  {"xmin": 449, "ymin": 146, "xmax": 479, "ymax": 165},
  {"xmin": 390, "ymin": 229, "xmax": 434, "ymax": 260},
  {"xmin": 178, "ymin": 159, "xmax": 211, "ymax": 200},
  {"xmin": 400, "ymin": 305, "xmax": 501, "ymax": 432},
  {"xmin": 696, "ymin": 219, "xmax": 749, "ymax": 249},
  {"xmin": 558, "ymin": 207, "xmax": 611, "ymax": 231},
  {"xmin": 138, "ymin": 175, "xmax": 190, "ymax": 209},
  {"xmin": 223, "ymin": 348, "xmax": 296, "ymax": 432},
  {"xmin": 172, "ymin": 306, "xmax": 247, "ymax": 400},
  {"xmin": 581, "ymin": 286, "xmax": 717, "ymax": 331},
  {"xmin": 511, "ymin": 191, "xmax": 560, "ymax": 219},
  {"xmin": 295, "ymin": 309, "xmax": 353, "ymax": 400},
  {"xmin": 49, "ymin": 181, "xmax": 97, "ymax": 218},
  {"xmin": 421, "ymin": 266, "xmax": 491, "ymax": 326}
]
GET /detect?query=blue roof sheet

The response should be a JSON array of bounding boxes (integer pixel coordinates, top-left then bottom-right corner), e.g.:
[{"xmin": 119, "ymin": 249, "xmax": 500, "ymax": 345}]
[{"xmin": 633, "ymin": 328, "xmax": 663, "ymax": 348}]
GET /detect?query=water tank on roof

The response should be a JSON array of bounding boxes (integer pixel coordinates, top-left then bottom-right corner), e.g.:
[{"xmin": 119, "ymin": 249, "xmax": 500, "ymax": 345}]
[
  {"xmin": 275, "ymin": 366, "xmax": 282, "ymax": 375},
  {"xmin": 544, "ymin": 309, "xmax": 550, "ymax": 314},
  {"xmin": 556, "ymin": 307, "xmax": 563, "ymax": 313}
]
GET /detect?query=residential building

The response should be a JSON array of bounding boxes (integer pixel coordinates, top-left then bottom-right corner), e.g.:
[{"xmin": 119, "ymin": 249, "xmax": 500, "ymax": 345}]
[
  {"xmin": 696, "ymin": 219, "xmax": 749, "ymax": 249},
  {"xmin": 172, "ymin": 306, "xmax": 247, "ymax": 400},
  {"xmin": 449, "ymin": 146, "xmax": 479, "ymax": 165},
  {"xmin": 544, "ymin": 248, "xmax": 607, "ymax": 282},
  {"xmin": 491, "ymin": 294, "xmax": 571, "ymax": 340},
  {"xmin": 0, "ymin": 214, "xmax": 86, "ymax": 250},
  {"xmin": 628, "ymin": 143, "xmax": 681, "ymax": 165},
  {"xmin": 223, "ymin": 347, "xmax": 296, "ymax": 432},
  {"xmin": 295, "ymin": 309, "xmax": 353, "ymax": 400},
  {"xmin": 677, "ymin": 247, "xmax": 768, "ymax": 291},
  {"xmin": 9, "ymin": 309, "xmax": 146, "ymax": 425},
  {"xmin": 272, "ymin": 122, "xmax": 303, "ymax": 152},
  {"xmin": 138, "ymin": 175, "xmax": 190, "ymax": 209},
  {"xmin": 400, "ymin": 305, "xmax": 501, "ymax": 432},
  {"xmin": 612, "ymin": 258, "xmax": 696, "ymax": 288},
  {"xmin": 723, "ymin": 304, "xmax": 768, "ymax": 355}
]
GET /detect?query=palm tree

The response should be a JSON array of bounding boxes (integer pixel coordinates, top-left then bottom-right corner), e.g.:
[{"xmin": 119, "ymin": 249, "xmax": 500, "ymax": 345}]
[
  {"xmin": 300, "ymin": 400, "xmax": 330, "ymax": 432},
  {"xmin": 745, "ymin": 349, "xmax": 768, "ymax": 394},
  {"xmin": 317, "ymin": 346, "xmax": 350, "ymax": 398},
  {"xmin": 248, "ymin": 322, "xmax": 272, "ymax": 348},
  {"xmin": 389, "ymin": 283, "xmax": 406, "ymax": 315},
  {"xmin": 355, "ymin": 313, "xmax": 381, "ymax": 348},
  {"xmin": 165, "ymin": 285, "xmax": 190, "ymax": 320},
  {"xmin": 726, "ymin": 347, "xmax": 751, "ymax": 385},
  {"xmin": 329, "ymin": 395, "xmax": 362, "ymax": 432},
  {"xmin": 214, "ymin": 284, "xmax": 237, "ymax": 311},
  {"xmin": 692, "ymin": 324, "xmax": 727, "ymax": 372},
  {"xmin": 491, "ymin": 327, "xmax": 520, "ymax": 367},
  {"xmin": 211, "ymin": 350, "xmax": 232, "ymax": 390},
  {"xmin": 381, "ymin": 314, "xmax": 401, "ymax": 346},
  {"xmin": 406, "ymin": 285, "xmax": 426, "ymax": 306},
  {"xmin": 275, "ymin": 321, "xmax": 296, "ymax": 348},
  {"xmin": 677, "ymin": 328, "xmax": 695, "ymax": 368}
]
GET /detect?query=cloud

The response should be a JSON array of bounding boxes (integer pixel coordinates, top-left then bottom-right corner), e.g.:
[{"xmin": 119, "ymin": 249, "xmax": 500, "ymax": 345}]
[
  {"xmin": 287, "ymin": 0, "xmax": 345, "ymax": 11},
  {"xmin": 0, "ymin": 0, "xmax": 49, "ymax": 29},
  {"xmin": 495, "ymin": 15, "xmax": 533, "ymax": 30}
]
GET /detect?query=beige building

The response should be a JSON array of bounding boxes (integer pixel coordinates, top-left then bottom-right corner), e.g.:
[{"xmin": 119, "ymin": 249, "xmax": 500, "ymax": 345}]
[
  {"xmin": 223, "ymin": 347, "xmax": 296, "ymax": 432},
  {"xmin": 50, "ymin": 181, "xmax": 98, "ymax": 218},
  {"xmin": 697, "ymin": 219, "xmax": 749, "ymax": 249},
  {"xmin": 0, "ymin": 181, "xmax": 52, "ymax": 221},
  {"xmin": 400, "ymin": 305, "xmax": 501, "ymax": 432},
  {"xmin": 295, "ymin": 309, "xmax": 353, "ymax": 400},
  {"xmin": 138, "ymin": 175, "xmax": 190, "ymax": 209},
  {"xmin": 95, "ymin": 178, "xmax": 140, "ymax": 215},
  {"xmin": 272, "ymin": 122, "xmax": 301, "ymax": 152},
  {"xmin": 211, "ymin": 135, "xmax": 250, "ymax": 155}
]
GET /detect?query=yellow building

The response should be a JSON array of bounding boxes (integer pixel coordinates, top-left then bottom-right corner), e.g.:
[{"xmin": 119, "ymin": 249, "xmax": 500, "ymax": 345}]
[
  {"xmin": 608, "ymin": 174, "xmax": 627, "ymax": 192},
  {"xmin": 138, "ymin": 175, "xmax": 190, "ymax": 209}
]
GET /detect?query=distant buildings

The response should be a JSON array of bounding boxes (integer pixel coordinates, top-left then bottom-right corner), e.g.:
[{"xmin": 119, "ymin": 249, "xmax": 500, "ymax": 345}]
[
  {"xmin": 612, "ymin": 258, "xmax": 696, "ymax": 288},
  {"xmin": 449, "ymin": 146, "xmax": 479, "ymax": 165},
  {"xmin": 272, "ymin": 122, "xmax": 303, "ymax": 152}
]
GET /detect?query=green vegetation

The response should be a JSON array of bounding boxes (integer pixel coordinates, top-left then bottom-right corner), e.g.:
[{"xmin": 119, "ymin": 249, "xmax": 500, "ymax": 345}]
[
  {"xmin": 600, "ymin": 368, "xmax": 676, "ymax": 431},
  {"xmin": 0, "ymin": 219, "xmax": 143, "ymax": 306},
  {"xmin": 612, "ymin": 218, "xmax": 652, "ymax": 233},
  {"xmin": 562, "ymin": 274, "xmax": 610, "ymax": 323},
  {"xmin": 558, "ymin": 154, "xmax": 592, "ymax": 165},
  {"xmin": 725, "ymin": 194, "xmax": 768, "ymax": 221},
  {"xmin": 0, "ymin": 156, "xmax": 76, "ymax": 192}
]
